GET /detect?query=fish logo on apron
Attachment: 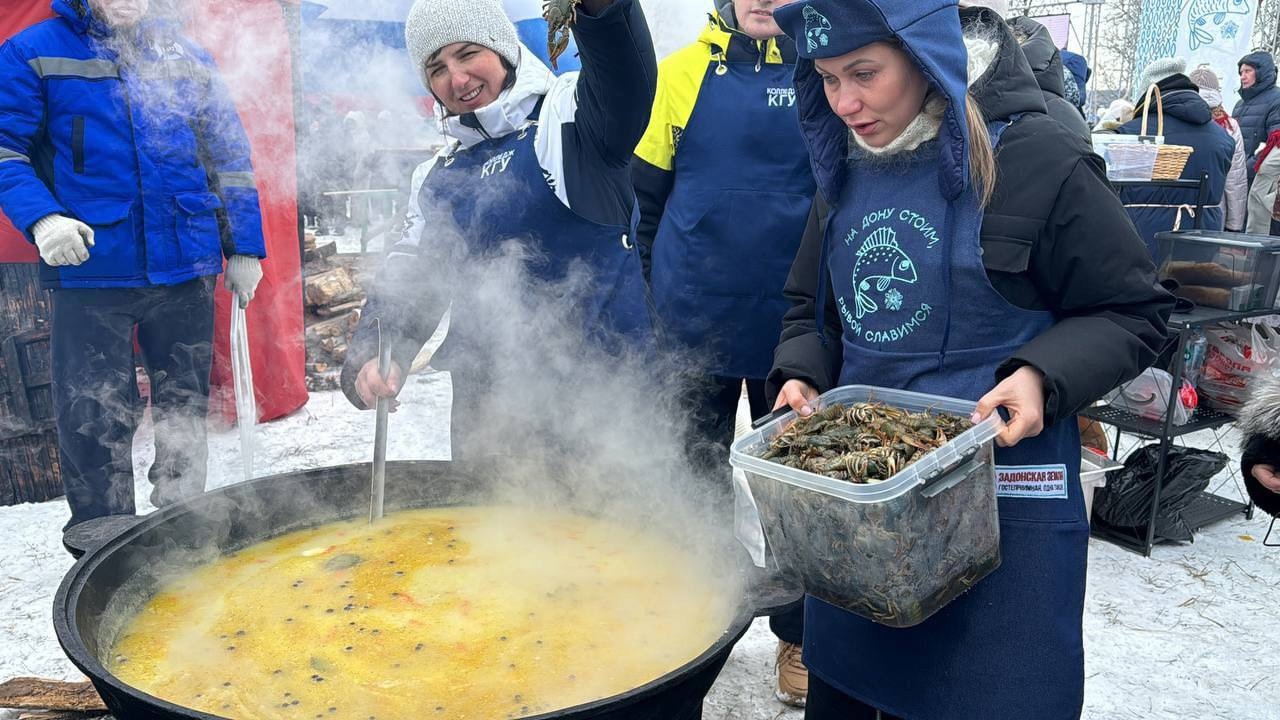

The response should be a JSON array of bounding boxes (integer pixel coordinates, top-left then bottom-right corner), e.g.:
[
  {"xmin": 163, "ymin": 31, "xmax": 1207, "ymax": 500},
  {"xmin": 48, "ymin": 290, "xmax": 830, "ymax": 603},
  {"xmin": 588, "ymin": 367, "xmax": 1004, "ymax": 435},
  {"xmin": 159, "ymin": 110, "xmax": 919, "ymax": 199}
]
[
  {"xmin": 849, "ymin": 226, "xmax": 917, "ymax": 318},
  {"xmin": 834, "ymin": 205, "xmax": 946, "ymax": 347}
]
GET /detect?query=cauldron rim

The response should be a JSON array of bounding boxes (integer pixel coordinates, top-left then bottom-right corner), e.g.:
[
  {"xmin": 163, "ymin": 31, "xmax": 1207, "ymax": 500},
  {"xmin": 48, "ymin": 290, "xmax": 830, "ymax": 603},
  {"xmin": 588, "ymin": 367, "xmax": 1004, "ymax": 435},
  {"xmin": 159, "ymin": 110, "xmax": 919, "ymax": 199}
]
[{"xmin": 54, "ymin": 460, "xmax": 757, "ymax": 720}]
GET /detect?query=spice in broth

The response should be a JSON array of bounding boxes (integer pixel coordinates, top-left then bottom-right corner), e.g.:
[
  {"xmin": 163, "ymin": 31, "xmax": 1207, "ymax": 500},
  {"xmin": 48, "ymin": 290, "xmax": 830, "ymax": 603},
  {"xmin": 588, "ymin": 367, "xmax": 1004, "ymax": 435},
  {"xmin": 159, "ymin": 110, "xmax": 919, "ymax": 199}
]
[{"xmin": 109, "ymin": 507, "xmax": 735, "ymax": 719}]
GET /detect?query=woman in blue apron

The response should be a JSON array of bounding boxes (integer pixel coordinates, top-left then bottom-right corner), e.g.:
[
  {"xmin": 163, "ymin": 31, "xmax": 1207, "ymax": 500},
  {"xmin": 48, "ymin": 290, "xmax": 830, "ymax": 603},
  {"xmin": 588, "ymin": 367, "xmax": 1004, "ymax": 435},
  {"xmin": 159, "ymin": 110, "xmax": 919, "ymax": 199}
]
[
  {"xmin": 339, "ymin": 0, "xmax": 656, "ymax": 453},
  {"xmin": 632, "ymin": 2, "xmax": 816, "ymax": 705},
  {"xmin": 767, "ymin": 3, "xmax": 1174, "ymax": 718}
]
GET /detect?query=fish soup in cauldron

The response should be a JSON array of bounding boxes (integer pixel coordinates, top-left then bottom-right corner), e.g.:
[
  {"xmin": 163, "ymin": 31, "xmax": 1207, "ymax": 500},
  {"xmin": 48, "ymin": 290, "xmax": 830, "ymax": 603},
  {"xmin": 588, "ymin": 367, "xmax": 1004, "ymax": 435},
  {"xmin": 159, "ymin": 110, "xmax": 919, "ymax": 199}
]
[{"xmin": 107, "ymin": 506, "xmax": 736, "ymax": 719}]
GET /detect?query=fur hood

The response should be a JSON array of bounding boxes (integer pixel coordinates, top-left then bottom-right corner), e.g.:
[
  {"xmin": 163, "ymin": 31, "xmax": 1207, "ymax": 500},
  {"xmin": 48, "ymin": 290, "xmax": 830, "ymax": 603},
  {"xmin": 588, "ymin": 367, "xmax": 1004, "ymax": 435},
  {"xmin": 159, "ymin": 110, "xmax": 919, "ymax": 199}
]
[{"xmin": 1240, "ymin": 371, "xmax": 1280, "ymax": 442}]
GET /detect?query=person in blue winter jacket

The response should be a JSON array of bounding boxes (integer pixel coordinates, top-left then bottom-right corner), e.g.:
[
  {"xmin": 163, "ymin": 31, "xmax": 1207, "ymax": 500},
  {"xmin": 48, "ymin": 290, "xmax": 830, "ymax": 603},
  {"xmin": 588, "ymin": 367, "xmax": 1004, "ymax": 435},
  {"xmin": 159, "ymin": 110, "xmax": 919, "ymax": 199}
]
[
  {"xmin": 1234, "ymin": 51, "xmax": 1280, "ymax": 180},
  {"xmin": 1118, "ymin": 57, "xmax": 1236, "ymax": 257},
  {"xmin": 0, "ymin": 0, "xmax": 265, "ymax": 530},
  {"xmin": 768, "ymin": 1, "xmax": 1171, "ymax": 717},
  {"xmin": 342, "ymin": 0, "xmax": 656, "ymax": 456},
  {"xmin": 632, "ymin": 0, "xmax": 814, "ymax": 706}
]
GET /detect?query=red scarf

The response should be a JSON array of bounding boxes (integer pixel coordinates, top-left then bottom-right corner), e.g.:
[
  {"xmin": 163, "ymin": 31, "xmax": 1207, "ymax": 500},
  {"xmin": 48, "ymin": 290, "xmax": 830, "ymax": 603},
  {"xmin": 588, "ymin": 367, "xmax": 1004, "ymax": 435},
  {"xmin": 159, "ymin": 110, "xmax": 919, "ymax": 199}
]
[{"xmin": 1255, "ymin": 129, "xmax": 1280, "ymax": 173}]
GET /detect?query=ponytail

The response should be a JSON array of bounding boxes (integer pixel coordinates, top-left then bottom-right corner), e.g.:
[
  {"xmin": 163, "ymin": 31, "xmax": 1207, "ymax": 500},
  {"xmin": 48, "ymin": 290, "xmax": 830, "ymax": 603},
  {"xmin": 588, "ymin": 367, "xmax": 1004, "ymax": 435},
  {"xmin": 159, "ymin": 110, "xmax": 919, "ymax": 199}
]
[{"xmin": 965, "ymin": 94, "xmax": 996, "ymax": 208}]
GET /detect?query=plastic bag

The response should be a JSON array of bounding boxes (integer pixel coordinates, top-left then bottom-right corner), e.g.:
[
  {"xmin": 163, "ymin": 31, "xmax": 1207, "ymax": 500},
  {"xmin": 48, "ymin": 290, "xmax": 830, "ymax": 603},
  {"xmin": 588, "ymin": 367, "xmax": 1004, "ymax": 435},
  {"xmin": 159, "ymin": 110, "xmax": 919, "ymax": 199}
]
[
  {"xmin": 231, "ymin": 304, "xmax": 257, "ymax": 484},
  {"xmin": 732, "ymin": 469, "xmax": 767, "ymax": 568},
  {"xmin": 1093, "ymin": 446, "xmax": 1228, "ymax": 543},
  {"xmin": 1108, "ymin": 368, "xmax": 1196, "ymax": 425},
  {"xmin": 1200, "ymin": 322, "xmax": 1280, "ymax": 414}
]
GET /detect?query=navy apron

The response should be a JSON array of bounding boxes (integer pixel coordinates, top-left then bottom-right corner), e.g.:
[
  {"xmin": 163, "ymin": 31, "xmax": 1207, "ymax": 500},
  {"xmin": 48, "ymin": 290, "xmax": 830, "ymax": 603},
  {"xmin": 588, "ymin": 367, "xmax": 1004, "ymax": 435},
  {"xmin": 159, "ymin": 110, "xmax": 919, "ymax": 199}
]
[
  {"xmin": 650, "ymin": 57, "xmax": 814, "ymax": 379},
  {"xmin": 418, "ymin": 104, "xmax": 652, "ymax": 446},
  {"xmin": 805, "ymin": 121, "xmax": 1089, "ymax": 720},
  {"xmin": 424, "ymin": 106, "xmax": 650, "ymax": 345}
]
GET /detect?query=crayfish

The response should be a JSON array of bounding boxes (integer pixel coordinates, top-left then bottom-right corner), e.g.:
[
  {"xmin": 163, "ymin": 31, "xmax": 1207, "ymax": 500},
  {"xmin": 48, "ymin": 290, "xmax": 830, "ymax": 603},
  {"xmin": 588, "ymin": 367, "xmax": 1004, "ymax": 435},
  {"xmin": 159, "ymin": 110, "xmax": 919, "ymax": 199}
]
[
  {"xmin": 543, "ymin": 0, "xmax": 581, "ymax": 71},
  {"xmin": 761, "ymin": 401, "xmax": 973, "ymax": 485}
]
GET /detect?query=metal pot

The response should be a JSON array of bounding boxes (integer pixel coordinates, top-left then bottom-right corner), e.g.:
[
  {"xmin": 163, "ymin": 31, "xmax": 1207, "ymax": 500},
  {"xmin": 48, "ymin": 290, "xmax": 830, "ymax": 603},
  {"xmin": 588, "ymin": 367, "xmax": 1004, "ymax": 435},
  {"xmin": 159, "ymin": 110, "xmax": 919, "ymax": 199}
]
[{"xmin": 54, "ymin": 461, "xmax": 798, "ymax": 720}]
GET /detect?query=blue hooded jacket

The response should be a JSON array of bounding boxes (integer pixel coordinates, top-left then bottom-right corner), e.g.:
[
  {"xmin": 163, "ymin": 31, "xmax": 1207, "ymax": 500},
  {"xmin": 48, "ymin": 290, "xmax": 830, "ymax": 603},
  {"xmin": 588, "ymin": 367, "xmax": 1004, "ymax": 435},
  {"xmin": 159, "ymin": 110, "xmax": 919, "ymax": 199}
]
[
  {"xmin": 1233, "ymin": 51, "xmax": 1280, "ymax": 170},
  {"xmin": 0, "ymin": 0, "xmax": 265, "ymax": 289},
  {"xmin": 774, "ymin": 0, "xmax": 972, "ymax": 207},
  {"xmin": 1060, "ymin": 49, "xmax": 1089, "ymax": 109}
]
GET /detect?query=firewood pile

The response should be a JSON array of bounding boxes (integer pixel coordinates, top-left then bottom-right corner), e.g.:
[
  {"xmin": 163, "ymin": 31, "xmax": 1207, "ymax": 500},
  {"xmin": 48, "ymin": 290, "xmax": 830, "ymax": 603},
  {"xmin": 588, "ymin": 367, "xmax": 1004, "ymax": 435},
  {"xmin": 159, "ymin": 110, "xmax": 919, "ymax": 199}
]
[
  {"xmin": 0, "ymin": 677, "xmax": 109, "ymax": 720},
  {"xmin": 303, "ymin": 232, "xmax": 372, "ymax": 392}
]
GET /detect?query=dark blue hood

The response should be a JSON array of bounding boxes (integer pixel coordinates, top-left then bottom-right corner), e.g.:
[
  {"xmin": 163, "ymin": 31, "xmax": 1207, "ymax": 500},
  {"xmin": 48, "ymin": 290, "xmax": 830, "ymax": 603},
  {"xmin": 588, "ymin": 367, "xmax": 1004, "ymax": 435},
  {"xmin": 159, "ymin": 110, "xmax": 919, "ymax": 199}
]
[
  {"xmin": 774, "ymin": 0, "xmax": 969, "ymax": 203},
  {"xmin": 53, "ymin": 0, "xmax": 111, "ymax": 36},
  {"xmin": 1158, "ymin": 88, "xmax": 1214, "ymax": 126},
  {"xmin": 1060, "ymin": 50, "xmax": 1089, "ymax": 107},
  {"xmin": 1239, "ymin": 51, "xmax": 1278, "ymax": 103}
]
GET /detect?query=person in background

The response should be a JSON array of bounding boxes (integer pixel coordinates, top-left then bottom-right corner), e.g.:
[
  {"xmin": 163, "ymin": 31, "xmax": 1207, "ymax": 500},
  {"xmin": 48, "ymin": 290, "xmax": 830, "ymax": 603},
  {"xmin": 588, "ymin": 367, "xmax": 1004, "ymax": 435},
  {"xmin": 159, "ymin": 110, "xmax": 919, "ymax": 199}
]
[
  {"xmin": 1247, "ymin": 129, "xmax": 1280, "ymax": 235},
  {"xmin": 1093, "ymin": 98, "xmax": 1135, "ymax": 132},
  {"xmin": 1006, "ymin": 16, "xmax": 1089, "ymax": 141},
  {"xmin": 632, "ymin": 0, "xmax": 813, "ymax": 706},
  {"xmin": 0, "ymin": 0, "xmax": 265, "ymax": 534},
  {"xmin": 1188, "ymin": 66, "xmax": 1247, "ymax": 233},
  {"xmin": 1233, "ymin": 51, "xmax": 1280, "ymax": 180},
  {"xmin": 768, "ymin": 1, "xmax": 1172, "ymax": 716},
  {"xmin": 1240, "ymin": 370, "xmax": 1280, "ymax": 518},
  {"xmin": 1061, "ymin": 48, "xmax": 1091, "ymax": 117},
  {"xmin": 1118, "ymin": 58, "xmax": 1234, "ymax": 257},
  {"xmin": 342, "ymin": 110, "xmax": 372, "ymax": 234},
  {"xmin": 343, "ymin": 0, "xmax": 656, "ymax": 456},
  {"xmin": 957, "ymin": 2, "xmax": 1089, "ymax": 141}
]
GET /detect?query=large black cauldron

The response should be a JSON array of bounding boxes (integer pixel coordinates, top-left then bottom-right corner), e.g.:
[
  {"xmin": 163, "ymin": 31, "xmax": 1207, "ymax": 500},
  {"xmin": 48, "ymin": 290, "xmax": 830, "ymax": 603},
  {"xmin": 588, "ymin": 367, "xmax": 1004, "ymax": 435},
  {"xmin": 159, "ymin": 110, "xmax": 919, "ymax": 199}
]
[{"xmin": 54, "ymin": 461, "xmax": 795, "ymax": 720}]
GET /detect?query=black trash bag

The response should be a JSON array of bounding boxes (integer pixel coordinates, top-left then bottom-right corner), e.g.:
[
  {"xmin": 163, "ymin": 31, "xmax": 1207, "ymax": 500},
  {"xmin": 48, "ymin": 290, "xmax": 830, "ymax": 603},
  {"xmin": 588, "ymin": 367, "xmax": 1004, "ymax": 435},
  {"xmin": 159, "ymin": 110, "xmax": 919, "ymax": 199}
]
[{"xmin": 1093, "ymin": 445, "xmax": 1228, "ymax": 543}]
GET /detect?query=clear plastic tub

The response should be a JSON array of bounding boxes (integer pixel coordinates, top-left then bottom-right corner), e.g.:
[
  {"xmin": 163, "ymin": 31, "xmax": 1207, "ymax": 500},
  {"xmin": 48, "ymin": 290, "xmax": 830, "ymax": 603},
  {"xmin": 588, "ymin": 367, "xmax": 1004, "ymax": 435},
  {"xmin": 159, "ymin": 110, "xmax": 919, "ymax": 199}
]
[
  {"xmin": 1155, "ymin": 230, "xmax": 1280, "ymax": 310},
  {"xmin": 1103, "ymin": 141, "xmax": 1159, "ymax": 182},
  {"xmin": 729, "ymin": 386, "xmax": 1003, "ymax": 628}
]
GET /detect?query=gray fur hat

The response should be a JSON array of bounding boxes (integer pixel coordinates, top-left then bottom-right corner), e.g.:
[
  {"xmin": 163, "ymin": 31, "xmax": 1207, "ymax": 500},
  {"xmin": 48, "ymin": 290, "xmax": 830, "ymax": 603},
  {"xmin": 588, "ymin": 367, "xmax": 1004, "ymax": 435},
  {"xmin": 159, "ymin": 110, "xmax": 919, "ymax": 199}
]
[{"xmin": 404, "ymin": 0, "xmax": 521, "ymax": 82}]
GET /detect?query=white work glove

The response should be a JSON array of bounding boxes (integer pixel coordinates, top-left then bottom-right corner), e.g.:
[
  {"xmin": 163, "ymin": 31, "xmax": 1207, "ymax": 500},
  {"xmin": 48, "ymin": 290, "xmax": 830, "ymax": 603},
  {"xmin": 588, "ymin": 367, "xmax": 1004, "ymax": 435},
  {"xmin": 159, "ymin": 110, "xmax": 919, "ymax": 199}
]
[
  {"xmin": 32, "ymin": 214, "xmax": 94, "ymax": 266},
  {"xmin": 224, "ymin": 255, "xmax": 263, "ymax": 308}
]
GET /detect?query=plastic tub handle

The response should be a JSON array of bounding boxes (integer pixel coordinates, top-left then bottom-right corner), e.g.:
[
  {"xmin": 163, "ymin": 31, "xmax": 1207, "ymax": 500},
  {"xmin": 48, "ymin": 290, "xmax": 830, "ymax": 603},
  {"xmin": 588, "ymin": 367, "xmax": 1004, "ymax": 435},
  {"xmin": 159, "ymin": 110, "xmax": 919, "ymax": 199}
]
[
  {"xmin": 751, "ymin": 406, "xmax": 794, "ymax": 431},
  {"xmin": 919, "ymin": 446, "xmax": 981, "ymax": 498}
]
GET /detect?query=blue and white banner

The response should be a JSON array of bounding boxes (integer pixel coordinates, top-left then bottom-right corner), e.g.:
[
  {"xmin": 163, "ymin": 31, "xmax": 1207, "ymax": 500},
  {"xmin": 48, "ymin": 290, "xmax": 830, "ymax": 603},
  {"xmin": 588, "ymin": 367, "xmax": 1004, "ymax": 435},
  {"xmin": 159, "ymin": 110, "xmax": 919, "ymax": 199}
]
[
  {"xmin": 1175, "ymin": 0, "xmax": 1257, "ymax": 111},
  {"xmin": 1134, "ymin": 0, "xmax": 1258, "ymax": 111}
]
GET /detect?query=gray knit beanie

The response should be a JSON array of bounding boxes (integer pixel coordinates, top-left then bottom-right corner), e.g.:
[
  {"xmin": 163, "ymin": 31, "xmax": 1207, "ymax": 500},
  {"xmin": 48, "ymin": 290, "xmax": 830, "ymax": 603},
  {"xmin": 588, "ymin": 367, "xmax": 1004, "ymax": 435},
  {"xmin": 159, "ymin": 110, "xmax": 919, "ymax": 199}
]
[
  {"xmin": 1137, "ymin": 57, "xmax": 1187, "ymax": 93},
  {"xmin": 404, "ymin": 0, "xmax": 521, "ymax": 82}
]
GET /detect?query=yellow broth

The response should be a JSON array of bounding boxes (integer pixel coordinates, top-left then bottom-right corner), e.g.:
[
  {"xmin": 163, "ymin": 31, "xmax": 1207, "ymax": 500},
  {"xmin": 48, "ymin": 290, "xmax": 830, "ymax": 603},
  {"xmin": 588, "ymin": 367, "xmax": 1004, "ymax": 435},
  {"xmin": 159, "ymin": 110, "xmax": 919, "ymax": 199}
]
[{"xmin": 109, "ymin": 507, "xmax": 735, "ymax": 719}]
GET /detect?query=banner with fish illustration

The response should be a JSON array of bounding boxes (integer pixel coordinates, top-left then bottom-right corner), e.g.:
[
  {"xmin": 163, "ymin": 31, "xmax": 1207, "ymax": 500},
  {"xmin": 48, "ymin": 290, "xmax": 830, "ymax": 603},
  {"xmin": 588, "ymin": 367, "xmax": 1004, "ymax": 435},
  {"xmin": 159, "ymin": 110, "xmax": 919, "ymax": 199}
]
[
  {"xmin": 1132, "ymin": 0, "xmax": 1182, "ymax": 99},
  {"xmin": 1134, "ymin": 0, "xmax": 1257, "ymax": 109},
  {"xmin": 1175, "ymin": 0, "xmax": 1256, "ymax": 112}
]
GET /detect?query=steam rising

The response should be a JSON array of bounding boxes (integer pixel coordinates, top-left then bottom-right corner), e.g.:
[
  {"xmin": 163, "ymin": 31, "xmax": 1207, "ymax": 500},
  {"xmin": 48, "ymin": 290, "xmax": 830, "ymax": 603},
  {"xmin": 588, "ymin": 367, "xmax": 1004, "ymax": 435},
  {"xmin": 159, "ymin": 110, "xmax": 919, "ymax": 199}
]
[{"xmin": 69, "ymin": 1, "xmax": 758, "ymax": 676}]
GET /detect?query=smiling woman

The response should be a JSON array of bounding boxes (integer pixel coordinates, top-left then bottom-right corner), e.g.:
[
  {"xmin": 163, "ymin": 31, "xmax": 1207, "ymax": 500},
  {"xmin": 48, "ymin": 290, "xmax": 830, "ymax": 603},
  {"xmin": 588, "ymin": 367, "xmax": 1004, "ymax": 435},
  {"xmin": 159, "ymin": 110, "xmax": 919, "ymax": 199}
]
[
  {"xmin": 424, "ymin": 42, "xmax": 515, "ymax": 116},
  {"xmin": 342, "ymin": 0, "xmax": 658, "ymax": 459}
]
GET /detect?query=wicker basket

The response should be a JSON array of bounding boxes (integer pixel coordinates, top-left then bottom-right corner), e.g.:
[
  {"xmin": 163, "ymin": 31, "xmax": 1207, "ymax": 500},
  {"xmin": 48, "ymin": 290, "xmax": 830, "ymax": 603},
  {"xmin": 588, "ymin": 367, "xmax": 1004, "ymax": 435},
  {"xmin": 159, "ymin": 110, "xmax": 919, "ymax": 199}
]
[{"xmin": 1139, "ymin": 84, "xmax": 1194, "ymax": 180}]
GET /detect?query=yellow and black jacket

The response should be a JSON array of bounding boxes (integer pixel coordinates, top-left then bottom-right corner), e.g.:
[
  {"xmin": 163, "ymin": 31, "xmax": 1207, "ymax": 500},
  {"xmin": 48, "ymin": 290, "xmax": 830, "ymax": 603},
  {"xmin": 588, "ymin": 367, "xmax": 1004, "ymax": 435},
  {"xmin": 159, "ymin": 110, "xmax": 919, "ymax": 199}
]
[{"xmin": 633, "ymin": 8, "xmax": 815, "ymax": 379}]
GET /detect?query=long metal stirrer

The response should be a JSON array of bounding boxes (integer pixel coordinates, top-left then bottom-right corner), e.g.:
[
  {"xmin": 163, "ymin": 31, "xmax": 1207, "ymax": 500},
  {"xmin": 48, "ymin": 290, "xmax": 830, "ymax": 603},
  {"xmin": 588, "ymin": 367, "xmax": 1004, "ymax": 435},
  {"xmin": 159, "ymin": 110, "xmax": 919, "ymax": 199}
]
[{"xmin": 370, "ymin": 319, "xmax": 391, "ymax": 523}]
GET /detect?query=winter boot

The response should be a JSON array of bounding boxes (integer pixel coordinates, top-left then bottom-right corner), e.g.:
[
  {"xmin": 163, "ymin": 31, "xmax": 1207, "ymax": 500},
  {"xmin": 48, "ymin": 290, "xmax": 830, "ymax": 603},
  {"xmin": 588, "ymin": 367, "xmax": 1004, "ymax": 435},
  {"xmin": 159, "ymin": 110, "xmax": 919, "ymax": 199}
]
[{"xmin": 775, "ymin": 640, "xmax": 808, "ymax": 707}]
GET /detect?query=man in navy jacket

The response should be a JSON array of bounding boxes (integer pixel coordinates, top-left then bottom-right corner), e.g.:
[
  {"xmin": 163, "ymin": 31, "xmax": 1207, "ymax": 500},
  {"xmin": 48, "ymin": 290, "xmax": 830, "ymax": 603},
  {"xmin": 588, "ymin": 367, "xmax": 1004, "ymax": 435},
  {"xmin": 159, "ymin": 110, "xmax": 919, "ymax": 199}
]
[{"xmin": 0, "ymin": 0, "xmax": 266, "ymax": 530}]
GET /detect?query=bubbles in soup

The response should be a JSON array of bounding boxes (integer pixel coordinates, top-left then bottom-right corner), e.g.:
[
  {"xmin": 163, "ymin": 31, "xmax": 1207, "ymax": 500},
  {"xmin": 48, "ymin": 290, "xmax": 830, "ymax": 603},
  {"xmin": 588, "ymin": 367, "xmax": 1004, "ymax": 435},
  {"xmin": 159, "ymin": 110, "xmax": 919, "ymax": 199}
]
[{"xmin": 109, "ymin": 507, "xmax": 735, "ymax": 719}]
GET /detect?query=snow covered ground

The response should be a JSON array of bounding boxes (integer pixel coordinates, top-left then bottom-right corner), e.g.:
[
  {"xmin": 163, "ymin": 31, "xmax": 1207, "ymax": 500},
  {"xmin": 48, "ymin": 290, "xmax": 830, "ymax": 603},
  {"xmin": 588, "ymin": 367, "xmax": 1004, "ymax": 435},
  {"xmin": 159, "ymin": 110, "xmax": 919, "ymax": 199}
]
[{"xmin": 2, "ymin": 374, "xmax": 1278, "ymax": 719}]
